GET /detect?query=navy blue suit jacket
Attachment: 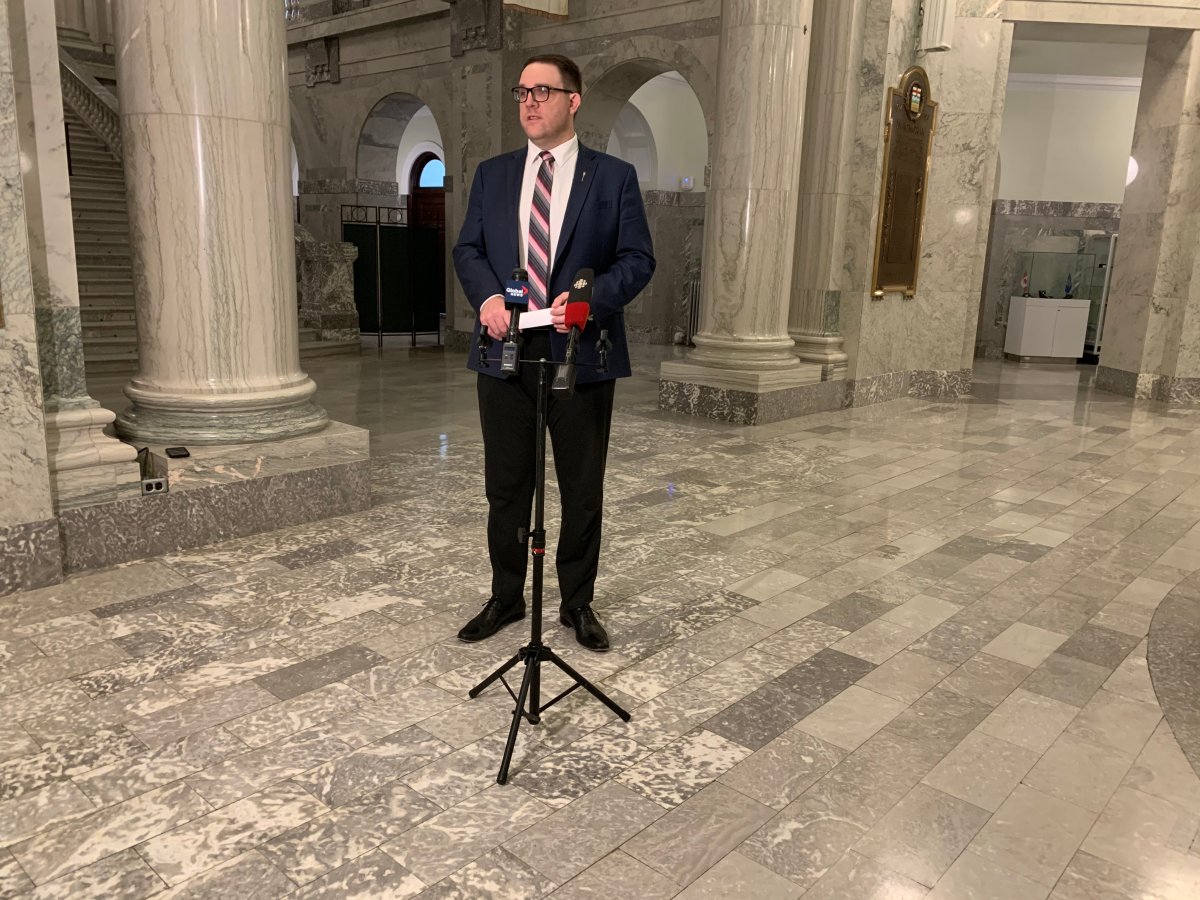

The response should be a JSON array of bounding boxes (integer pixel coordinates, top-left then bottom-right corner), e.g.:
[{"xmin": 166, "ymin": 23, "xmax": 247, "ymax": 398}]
[{"xmin": 453, "ymin": 143, "xmax": 655, "ymax": 382}]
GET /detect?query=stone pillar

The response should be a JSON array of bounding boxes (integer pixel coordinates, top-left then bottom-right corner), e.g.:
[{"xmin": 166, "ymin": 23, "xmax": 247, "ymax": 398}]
[
  {"xmin": 9, "ymin": 0, "xmax": 139, "ymax": 508},
  {"xmin": 788, "ymin": 0, "xmax": 860, "ymax": 381},
  {"xmin": 1096, "ymin": 29, "xmax": 1200, "ymax": 405},
  {"xmin": 54, "ymin": 0, "xmax": 92, "ymax": 49},
  {"xmin": 112, "ymin": 0, "xmax": 328, "ymax": 444},
  {"xmin": 0, "ymin": 0, "xmax": 62, "ymax": 595},
  {"xmin": 659, "ymin": 0, "xmax": 823, "ymax": 424}
]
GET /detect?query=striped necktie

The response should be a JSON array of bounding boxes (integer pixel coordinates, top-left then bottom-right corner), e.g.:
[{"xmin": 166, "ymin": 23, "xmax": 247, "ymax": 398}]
[{"xmin": 527, "ymin": 150, "xmax": 554, "ymax": 309}]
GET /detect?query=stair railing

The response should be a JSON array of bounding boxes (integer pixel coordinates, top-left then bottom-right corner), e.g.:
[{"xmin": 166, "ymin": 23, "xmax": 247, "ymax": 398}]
[{"xmin": 59, "ymin": 50, "xmax": 122, "ymax": 161}]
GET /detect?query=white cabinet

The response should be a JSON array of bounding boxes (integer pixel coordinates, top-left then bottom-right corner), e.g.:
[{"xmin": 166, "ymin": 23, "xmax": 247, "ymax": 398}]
[{"xmin": 1004, "ymin": 296, "xmax": 1090, "ymax": 361}]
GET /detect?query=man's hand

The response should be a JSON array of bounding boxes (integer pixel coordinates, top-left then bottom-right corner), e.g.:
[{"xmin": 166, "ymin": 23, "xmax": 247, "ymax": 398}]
[
  {"xmin": 479, "ymin": 295, "xmax": 509, "ymax": 340},
  {"xmin": 549, "ymin": 291, "xmax": 570, "ymax": 332}
]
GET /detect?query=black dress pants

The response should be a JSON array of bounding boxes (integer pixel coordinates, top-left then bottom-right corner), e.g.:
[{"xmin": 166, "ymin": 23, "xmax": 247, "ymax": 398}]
[{"xmin": 477, "ymin": 331, "xmax": 615, "ymax": 611}]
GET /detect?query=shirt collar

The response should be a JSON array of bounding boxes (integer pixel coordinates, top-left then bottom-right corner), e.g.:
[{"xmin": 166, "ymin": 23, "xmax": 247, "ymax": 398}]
[{"xmin": 527, "ymin": 134, "xmax": 578, "ymax": 168}]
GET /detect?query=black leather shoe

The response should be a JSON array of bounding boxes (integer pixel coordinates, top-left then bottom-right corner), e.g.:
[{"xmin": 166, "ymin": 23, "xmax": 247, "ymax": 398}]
[
  {"xmin": 559, "ymin": 606, "xmax": 610, "ymax": 652},
  {"xmin": 458, "ymin": 597, "xmax": 525, "ymax": 642}
]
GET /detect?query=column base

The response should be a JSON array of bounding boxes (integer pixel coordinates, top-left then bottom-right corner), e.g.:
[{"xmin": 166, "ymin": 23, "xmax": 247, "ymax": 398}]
[
  {"xmin": 1095, "ymin": 366, "xmax": 1200, "ymax": 405},
  {"xmin": 792, "ymin": 331, "xmax": 849, "ymax": 382},
  {"xmin": 116, "ymin": 378, "xmax": 330, "ymax": 445},
  {"xmin": 57, "ymin": 421, "xmax": 370, "ymax": 573},
  {"xmin": 43, "ymin": 404, "xmax": 142, "ymax": 509},
  {"xmin": 659, "ymin": 359, "xmax": 825, "ymax": 425}
]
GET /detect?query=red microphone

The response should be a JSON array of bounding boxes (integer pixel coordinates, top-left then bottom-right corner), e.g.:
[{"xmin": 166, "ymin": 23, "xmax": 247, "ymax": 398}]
[
  {"xmin": 553, "ymin": 269, "xmax": 594, "ymax": 395},
  {"xmin": 562, "ymin": 301, "xmax": 591, "ymax": 331}
]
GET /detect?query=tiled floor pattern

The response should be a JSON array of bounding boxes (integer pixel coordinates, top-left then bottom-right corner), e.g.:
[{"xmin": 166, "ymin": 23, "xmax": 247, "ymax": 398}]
[{"xmin": 7, "ymin": 352, "xmax": 1200, "ymax": 899}]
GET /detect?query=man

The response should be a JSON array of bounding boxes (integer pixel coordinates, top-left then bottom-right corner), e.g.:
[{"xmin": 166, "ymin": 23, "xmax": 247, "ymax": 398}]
[{"xmin": 452, "ymin": 54, "xmax": 655, "ymax": 651}]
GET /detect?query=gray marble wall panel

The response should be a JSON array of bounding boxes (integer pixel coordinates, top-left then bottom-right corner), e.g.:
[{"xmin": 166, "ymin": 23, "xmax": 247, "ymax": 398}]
[
  {"xmin": 58, "ymin": 460, "xmax": 371, "ymax": 573},
  {"xmin": 975, "ymin": 200, "xmax": 1121, "ymax": 360},
  {"xmin": 0, "ymin": 519, "xmax": 62, "ymax": 596},
  {"xmin": 0, "ymin": 0, "xmax": 60, "ymax": 593},
  {"xmin": 295, "ymin": 225, "xmax": 361, "ymax": 341},
  {"xmin": 632, "ymin": 190, "xmax": 704, "ymax": 345}
]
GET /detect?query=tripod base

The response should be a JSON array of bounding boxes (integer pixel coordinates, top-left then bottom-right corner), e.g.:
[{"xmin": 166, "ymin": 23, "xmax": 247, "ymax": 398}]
[{"xmin": 469, "ymin": 642, "xmax": 631, "ymax": 784}]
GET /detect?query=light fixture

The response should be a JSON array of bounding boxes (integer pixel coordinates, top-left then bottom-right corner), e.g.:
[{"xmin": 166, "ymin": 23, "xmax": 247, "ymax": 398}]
[{"xmin": 919, "ymin": 0, "xmax": 956, "ymax": 52}]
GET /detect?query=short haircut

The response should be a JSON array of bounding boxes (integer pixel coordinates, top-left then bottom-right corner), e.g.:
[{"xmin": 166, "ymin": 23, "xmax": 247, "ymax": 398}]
[{"xmin": 521, "ymin": 54, "xmax": 583, "ymax": 94}]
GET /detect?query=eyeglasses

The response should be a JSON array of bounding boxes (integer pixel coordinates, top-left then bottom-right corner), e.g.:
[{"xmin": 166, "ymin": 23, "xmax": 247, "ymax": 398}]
[{"xmin": 511, "ymin": 85, "xmax": 575, "ymax": 103}]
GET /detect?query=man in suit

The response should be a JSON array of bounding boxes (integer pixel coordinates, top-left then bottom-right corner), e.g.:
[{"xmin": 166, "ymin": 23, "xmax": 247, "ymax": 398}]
[{"xmin": 453, "ymin": 54, "xmax": 655, "ymax": 651}]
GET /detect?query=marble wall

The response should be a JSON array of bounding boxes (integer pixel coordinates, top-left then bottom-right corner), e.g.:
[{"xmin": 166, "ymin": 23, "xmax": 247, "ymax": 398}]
[
  {"xmin": 0, "ymin": 0, "xmax": 62, "ymax": 595},
  {"xmin": 1096, "ymin": 27, "xmax": 1200, "ymax": 406},
  {"xmin": 295, "ymin": 224, "xmax": 361, "ymax": 341},
  {"xmin": 975, "ymin": 200, "xmax": 1121, "ymax": 360},
  {"xmin": 630, "ymin": 190, "xmax": 705, "ymax": 345},
  {"xmin": 810, "ymin": 0, "xmax": 1011, "ymax": 404}
]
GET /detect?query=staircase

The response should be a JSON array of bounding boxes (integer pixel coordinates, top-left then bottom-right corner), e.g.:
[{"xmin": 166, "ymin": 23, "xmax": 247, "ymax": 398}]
[
  {"xmin": 65, "ymin": 107, "xmax": 139, "ymax": 376},
  {"xmin": 60, "ymin": 51, "xmax": 359, "ymax": 376}
]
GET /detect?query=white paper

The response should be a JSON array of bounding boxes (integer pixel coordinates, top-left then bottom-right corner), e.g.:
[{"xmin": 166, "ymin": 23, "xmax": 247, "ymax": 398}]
[{"xmin": 518, "ymin": 308, "xmax": 554, "ymax": 330}]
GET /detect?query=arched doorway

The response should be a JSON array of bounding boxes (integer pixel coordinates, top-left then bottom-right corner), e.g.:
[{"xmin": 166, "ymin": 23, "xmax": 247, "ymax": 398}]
[
  {"xmin": 349, "ymin": 94, "xmax": 446, "ymax": 347},
  {"xmin": 580, "ymin": 61, "xmax": 711, "ymax": 344}
]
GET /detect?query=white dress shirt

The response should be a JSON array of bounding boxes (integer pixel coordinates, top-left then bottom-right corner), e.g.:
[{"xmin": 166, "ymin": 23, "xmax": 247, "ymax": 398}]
[{"xmin": 519, "ymin": 134, "xmax": 579, "ymax": 283}]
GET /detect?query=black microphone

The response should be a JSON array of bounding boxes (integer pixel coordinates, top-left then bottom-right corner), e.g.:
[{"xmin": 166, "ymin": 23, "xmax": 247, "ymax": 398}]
[
  {"xmin": 552, "ymin": 268, "xmax": 594, "ymax": 396},
  {"xmin": 501, "ymin": 268, "xmax": 530, "ymax": 374}
]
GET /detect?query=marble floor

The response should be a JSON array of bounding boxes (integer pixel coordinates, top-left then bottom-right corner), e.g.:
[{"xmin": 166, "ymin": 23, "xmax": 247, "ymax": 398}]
[{"xmin": 9, "ymin": 349, "xmax": 1200, "ymax": 899}]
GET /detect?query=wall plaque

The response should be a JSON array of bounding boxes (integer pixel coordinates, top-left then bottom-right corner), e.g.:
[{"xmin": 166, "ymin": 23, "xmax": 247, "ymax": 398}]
[{"xmin": 871, "ymin": 66, "xmax": 938, "ymax": 297}]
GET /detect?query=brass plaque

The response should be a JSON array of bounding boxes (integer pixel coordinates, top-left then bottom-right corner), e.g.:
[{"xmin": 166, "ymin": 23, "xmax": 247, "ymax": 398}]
[{"xmin": 871, "ymin": 67, "xmax": 938, "ymax": 297}]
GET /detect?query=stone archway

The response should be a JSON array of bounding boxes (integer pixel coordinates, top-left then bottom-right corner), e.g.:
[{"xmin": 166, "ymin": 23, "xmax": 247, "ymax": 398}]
[{"xmin": 576, "ymin": 35, "xmax": 716, "ymax": 171}]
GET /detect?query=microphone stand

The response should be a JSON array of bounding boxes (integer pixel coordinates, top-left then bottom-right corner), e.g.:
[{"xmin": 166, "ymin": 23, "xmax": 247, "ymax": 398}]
[{"xmin": 469, "ymin": 333, "xmax": 630, "ymax": 785}]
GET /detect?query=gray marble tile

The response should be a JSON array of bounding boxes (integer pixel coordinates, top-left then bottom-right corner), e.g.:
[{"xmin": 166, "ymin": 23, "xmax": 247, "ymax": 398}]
[
  {"xmin": 150, "ymin": 851, "xmax": 293, "ymax": 900},
  {"xmin": 415, "ymin": 847, "xmax": 554, "ymax": 900},
  {"xmin": 854, "ymin": 784, "xmax": 990, "ymax": 886},
  {"xmin": 291, "ymin": 848, "xmax": 424, "ymax": 899},
  {"xmin": 11, "ymin": 781, "xmax": 210, "ymax": 883},
  {"xmin": 621, "ymin": 781, "xmax": 774, "ymax": 886},
  {"xmin": 0, "ymin": 849, "xmax": 33, "ymax": 896},
  {"xmin": 885, "ymin": 687, "xmax": 991, "ymax": 756},
  {"xmin": 254, "ymin": 645, "xmax": 390, "ymax": 701},
  {"xmin": 739, "ymin": 790, "xmax": 870, "ymax": 889},
  {"xmin": 1022, "ymin": 653, "xmax": 1109, "ymax": 708},
  {"xmin": 293, "ymin": 726, "xmax": 453, "ymax": 808},
  {"xmin": 800, "ymin": 850, "xmax": 927, "ymax": 900},
  {"xmin": 922, "ymin": 730, "xmax": 1039, "ymax": 812},
  {"xmin": 970, "ymin": 785, "xmax": 1096, "ymax": 888},
  {"xmin": 185, "ymin": 729, "xmax": 356, "ymax": 807},
  {"xmin": 808, "ymin": 593, "xmax": 896, "ymax": 631},
  {"xmin": 548, "ymin": 850, "xmax": 678, "ymax": 900},
  {"xmin": 138, "ymin": 781, "xmax": 327, "ymax": 886},
  {"xmin": 260, "ymin": 780, "xmax": 442, "ymax": 886},
  {"xmin": 386, "ymin": 784, "xmax": 552, "ymax": 884},
  {"xmin": 0, "ymin": 725, "xmax": 145, "ymax": 802},
  {"xmin": 1057, "ymin": 624, "xmax": 1140, "ymax": 670},
  {"xmin": 503, "ymin": 782, "xmax": 665, "ymax": 885},
  {"xmin": 513, "ymin": 730, "xmax": 650, "ymax": 809},
  {"xmin": 615, "ymin": 728, "xmax": 750, "ymax": 809},
  {"xmin": 672, "ymin": 850, "xmax": 803, "ymax": 899},
  {"xmin": 19, "ymin": 848, "xmax": 166, "ymax": 900},
  {"xmin": 940, "ymin": 653, "xmax": 1032, "ymax": 707},
  {"xmin": 125, "ymin": 681, "xmax": 279, "ymax": 747},
  {"xmin": 0, "ymin": 781, "xmax": 95, "ymax": 848}
]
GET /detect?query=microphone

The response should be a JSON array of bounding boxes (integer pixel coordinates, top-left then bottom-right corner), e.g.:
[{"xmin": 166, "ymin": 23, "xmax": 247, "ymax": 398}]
[
  {"xmin": 552, "ymin": 268, "xmax": 594, "ymax": 396},
  {"xmin": 501, "ymin": 267, "xmax": 530, "ymax": 374}
]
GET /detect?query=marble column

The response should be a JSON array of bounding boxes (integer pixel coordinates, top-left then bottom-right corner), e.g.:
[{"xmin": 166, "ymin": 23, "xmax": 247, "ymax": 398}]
[
  {"xmin": 53, "ymin": 0, "xmax": 92, "ymax": 49},
  {"xmin": 112, "ymin": 0, "xmax": 328, "ymax": 444},
  {"xmin": 9, "ymin": 0, "xmax": 139, "ymax": 508},
  {"xmin": 1097, "ymin": 28, "xmax": 1200, "ymax": 405},
  {"xmin": 0, "ymin": 0, "xmax": 62, "ymax": 595},
  {"xmin": 659, "ymin": 0, "xmax": 821, "ymax": 423},
  {"xmin": 787, "ymin": 0, "xmax": 863, "ymax": 381}
]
